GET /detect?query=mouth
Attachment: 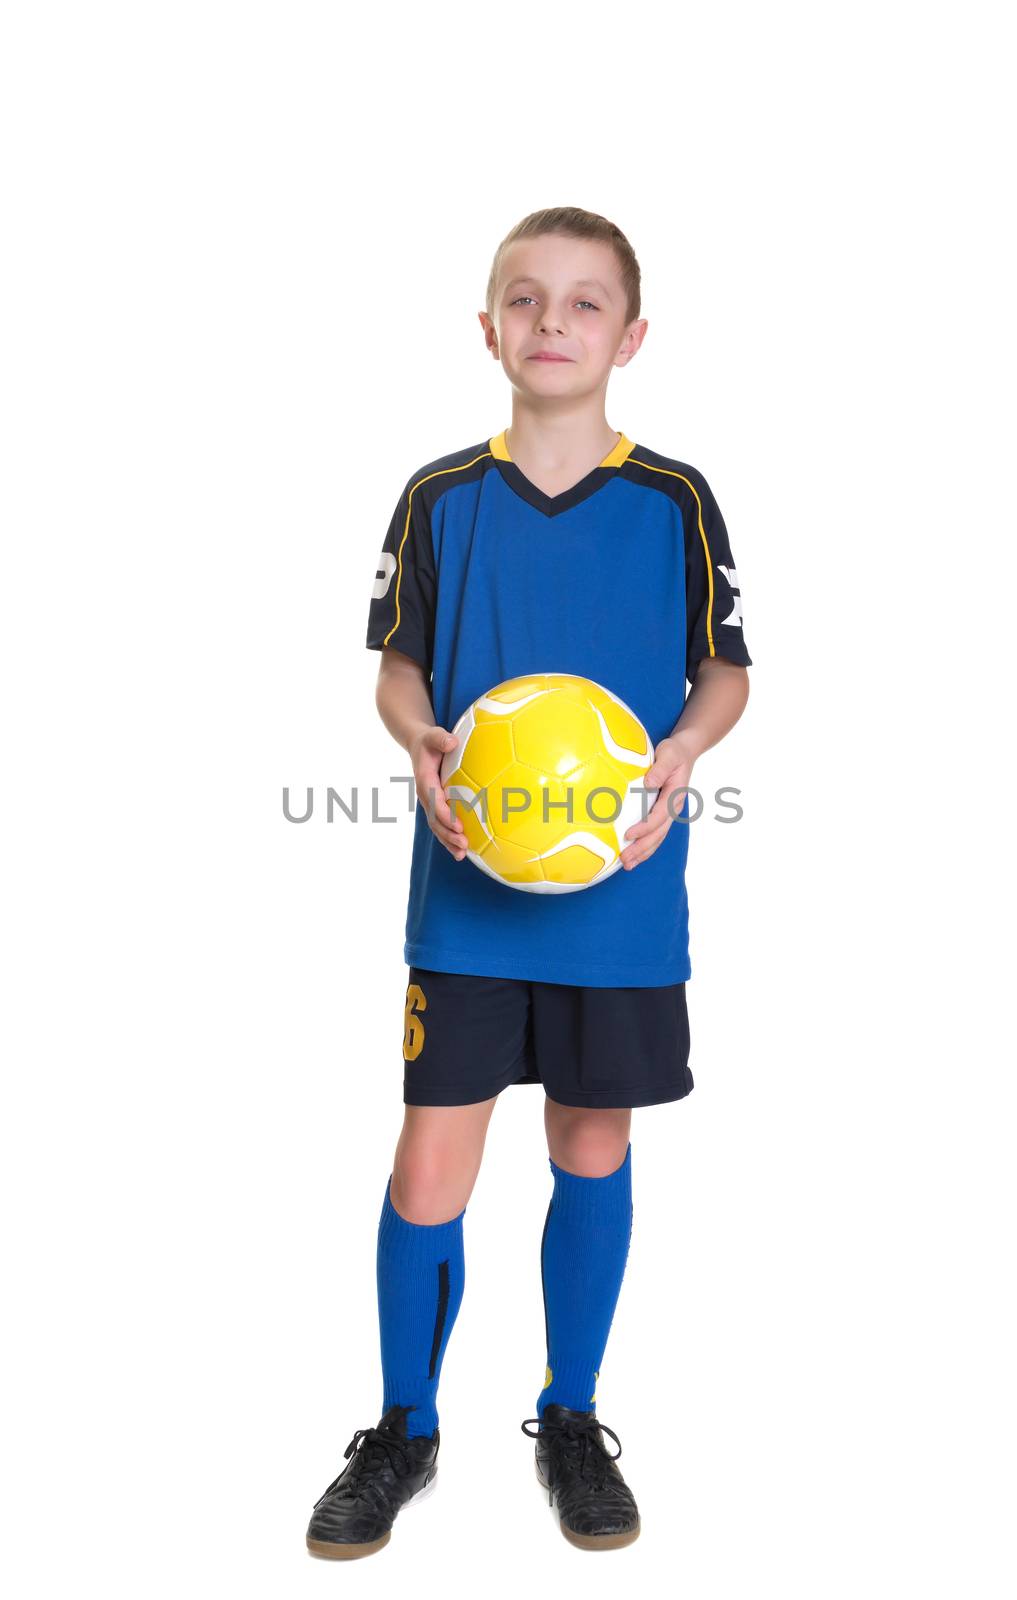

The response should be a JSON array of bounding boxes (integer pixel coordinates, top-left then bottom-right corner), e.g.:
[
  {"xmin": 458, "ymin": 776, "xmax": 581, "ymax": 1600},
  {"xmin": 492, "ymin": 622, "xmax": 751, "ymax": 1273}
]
[{"xmin": 527, "ymin": 353, "xmax": 573, "ymax": 363}]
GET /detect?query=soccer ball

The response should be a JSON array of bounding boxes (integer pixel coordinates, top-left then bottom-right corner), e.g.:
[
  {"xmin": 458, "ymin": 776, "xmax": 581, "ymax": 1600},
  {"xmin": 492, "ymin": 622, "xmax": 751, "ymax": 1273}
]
[{"xmin": 438, "ymin": 673, "xmax": 657, "ymax": 893}]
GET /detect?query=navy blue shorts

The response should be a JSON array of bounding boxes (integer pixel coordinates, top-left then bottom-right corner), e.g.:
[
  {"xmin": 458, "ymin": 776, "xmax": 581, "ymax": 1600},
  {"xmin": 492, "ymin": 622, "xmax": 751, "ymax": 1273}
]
[{"xmin": 401, "ymin": 966, "xmax": 693, "ymax": 1110}]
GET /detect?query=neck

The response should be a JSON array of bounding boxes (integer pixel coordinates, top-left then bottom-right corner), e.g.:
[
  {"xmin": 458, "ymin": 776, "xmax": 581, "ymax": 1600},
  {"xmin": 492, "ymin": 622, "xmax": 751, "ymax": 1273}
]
[{"xmin": 506, "ymin": 403, "xmax": 619, "ymax": 470}]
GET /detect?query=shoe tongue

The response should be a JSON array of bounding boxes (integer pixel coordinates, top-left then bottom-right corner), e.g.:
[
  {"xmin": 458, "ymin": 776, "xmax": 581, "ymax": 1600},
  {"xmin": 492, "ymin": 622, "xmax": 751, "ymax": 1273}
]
[
  {"xmin": 376, "ymin": 1403, "xmax": 414, "ymax": 1438},
  {"xmin": 545, "ymin": 1403, "xmax": 595, "ymax": 1423}
]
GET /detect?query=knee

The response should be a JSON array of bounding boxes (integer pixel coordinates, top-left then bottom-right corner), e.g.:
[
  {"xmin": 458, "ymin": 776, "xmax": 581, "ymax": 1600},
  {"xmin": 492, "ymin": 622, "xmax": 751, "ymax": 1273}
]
[
  {"xmin": 390, "ymin": 1145, "xmax": 471, "ymax": 1225},
  {"xmin": 546, "ymin": 1108, "xmax": 630, "ymax": 1178}
]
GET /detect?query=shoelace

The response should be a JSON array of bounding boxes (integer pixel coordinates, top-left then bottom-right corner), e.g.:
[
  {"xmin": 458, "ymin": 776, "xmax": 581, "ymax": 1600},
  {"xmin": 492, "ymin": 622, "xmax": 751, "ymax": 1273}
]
[
  {"xmin": 519, "ymin": 1413, "xmax": 624, "ymax": 1493},
  {"xmin": 313, "ymin": 1424, "xmax": 413, "ymax": 1508}
]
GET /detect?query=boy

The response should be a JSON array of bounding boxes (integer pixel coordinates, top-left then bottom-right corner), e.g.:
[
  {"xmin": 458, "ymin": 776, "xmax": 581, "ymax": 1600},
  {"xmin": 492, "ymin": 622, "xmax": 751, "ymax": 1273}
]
[{"xmin": 306, "ymin": 207, "xmax": 752, "ymax": 1559}]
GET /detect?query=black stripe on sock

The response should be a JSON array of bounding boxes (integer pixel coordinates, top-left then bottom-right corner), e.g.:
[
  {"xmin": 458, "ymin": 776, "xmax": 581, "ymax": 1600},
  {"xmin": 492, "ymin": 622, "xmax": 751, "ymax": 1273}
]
[
  {"xmin": 427, "ymin": 1259, "xmax": 450, "ymax": 1380},
  {"xmin": 539, "ymin": 1196, "xmax": 553, "ymax": 1367}
]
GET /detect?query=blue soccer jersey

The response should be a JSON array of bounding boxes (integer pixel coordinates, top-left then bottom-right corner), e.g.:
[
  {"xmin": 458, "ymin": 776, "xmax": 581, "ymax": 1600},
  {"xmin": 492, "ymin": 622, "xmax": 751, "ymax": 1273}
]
[{"xmin": 366, "ymin": 429, "xmax": 752, "ymax": 987}]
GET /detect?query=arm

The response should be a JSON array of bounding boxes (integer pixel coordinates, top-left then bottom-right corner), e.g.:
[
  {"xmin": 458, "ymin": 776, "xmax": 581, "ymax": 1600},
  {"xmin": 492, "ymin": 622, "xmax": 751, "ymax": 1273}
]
[
  {"xmin": 620, "ymin": 467, "xmax": 753, "ymax": 870},
  {"xmin": 375, "ymin": 648, "xmax": 467, "ymax": 860},
  {"xmin": 366, "ymin": 476, "xmax": 465, "ymax": 859},
  {"xmin": 619, "ymin": 658, "xmax": 749, "ymax": 869},
  {"xmin": 668, "ymin": 655, "xmax": 749, "ymax": 762},
  {"xmin": 375, "ymin": 646, "xmax": 439, "ymax": 756}
]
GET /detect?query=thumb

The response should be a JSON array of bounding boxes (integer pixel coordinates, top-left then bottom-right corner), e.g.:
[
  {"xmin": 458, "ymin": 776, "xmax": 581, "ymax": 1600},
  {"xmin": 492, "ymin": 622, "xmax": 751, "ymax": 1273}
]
[
  {"xmin": 644, "ymin": 740, "xmax": 671, "ymax": 789},
  {"xmin": 427, "ymin": 725, "xmax": 458, "ymax": 751}
]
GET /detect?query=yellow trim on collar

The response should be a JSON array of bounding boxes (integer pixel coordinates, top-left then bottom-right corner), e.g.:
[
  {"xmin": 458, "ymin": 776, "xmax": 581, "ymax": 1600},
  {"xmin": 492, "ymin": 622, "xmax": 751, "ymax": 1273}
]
[{"xmin": 490, "ymin": 430, "xmax": 634, "ymax": 467}]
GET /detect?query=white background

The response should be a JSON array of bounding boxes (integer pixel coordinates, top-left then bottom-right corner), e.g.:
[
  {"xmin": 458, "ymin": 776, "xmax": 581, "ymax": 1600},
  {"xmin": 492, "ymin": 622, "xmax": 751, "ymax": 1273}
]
[{"xmin": 2, "ymin": 2, "xmax": 1013, "ymax": 1595}]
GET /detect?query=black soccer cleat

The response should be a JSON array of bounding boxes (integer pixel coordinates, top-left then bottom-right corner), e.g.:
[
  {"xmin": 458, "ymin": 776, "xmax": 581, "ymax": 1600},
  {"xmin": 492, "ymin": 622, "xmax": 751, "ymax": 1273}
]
[
  {"xmin": 520, "ymin": 1402, "xmax": 641, "ymax": 1549},
  {"xmin": 306, "ymin": 1403, "xmax": 440, "ymax": 1560}
]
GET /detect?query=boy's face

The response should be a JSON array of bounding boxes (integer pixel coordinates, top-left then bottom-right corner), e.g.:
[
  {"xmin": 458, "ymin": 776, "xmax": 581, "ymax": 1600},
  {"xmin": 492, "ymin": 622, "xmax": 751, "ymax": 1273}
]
[{"xmin": 480, "ymin": 234, "xmax": 646, "ymax": 399}]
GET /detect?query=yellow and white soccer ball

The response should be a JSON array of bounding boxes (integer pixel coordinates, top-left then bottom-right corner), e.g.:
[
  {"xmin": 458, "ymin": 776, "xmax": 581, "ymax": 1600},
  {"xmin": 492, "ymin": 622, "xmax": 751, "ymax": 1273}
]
[{"xmin": 438, "ymin": 673, "xmax": 657, "ymax": 893}]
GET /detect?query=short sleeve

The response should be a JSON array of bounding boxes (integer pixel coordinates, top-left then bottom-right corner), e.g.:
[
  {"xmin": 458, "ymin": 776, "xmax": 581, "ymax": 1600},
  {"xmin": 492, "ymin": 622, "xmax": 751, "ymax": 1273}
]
[
  {"xmin": 366, "ymin": 473, "xmax": 437, "ymax": 677},
  {"xmin": 685, "ymin": 471, "xmax": 753, "ymax": 685}
]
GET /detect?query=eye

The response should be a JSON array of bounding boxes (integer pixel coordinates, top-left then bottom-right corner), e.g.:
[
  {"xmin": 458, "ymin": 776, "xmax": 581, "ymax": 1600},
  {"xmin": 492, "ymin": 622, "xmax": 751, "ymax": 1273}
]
[{"xmin": 509, "ymin": 296, "xmax": 599, "ymax": 311}]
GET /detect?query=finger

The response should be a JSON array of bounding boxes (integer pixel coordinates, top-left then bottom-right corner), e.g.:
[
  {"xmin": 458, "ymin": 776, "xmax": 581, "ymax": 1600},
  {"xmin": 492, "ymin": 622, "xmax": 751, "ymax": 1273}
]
[
  {"xmin": 640, "ymin": 779, "xmax": 690, "ymax": 832},
  {"xmin": 621, "ymin": 820, "xmax": 669, "ymax": 865},
  {"xmin": 443, "ymin": 791, "xmax": 468, "ymax": 832},
  {"xmin": 622, "ymin": 831, "xmax": 658, "ymax": 860},
  {"xmin": 415, "ymin": 755, "xmax": 457, "ymax": 812},
  {"xmin": 622, "ymin": 841, "xmax": 657, "ymax": 869},
  {"xmin": 429, "ymin": 814, "xmax": 463, "ymax": 847},
  {"xmin": 642, "ymin": 749, "xmax": 674, "ymax": 790},
  {"xmin": 433, "ymin": 825, "xmax": 467, "ymax": 857},
  {"xmin": 624, "ymin": 775, "xmax": 681, "ymax": 839},
  {"xmin": 419, "ymin": 783, "xmax": 459, "ymax": 829},
  {"xmin": 443, "ymin": 838, "xmax": 468, "ymax": 860},
  {"xmin": 623, "ymin": 795, "xmax": 668, "ymax": 840}
]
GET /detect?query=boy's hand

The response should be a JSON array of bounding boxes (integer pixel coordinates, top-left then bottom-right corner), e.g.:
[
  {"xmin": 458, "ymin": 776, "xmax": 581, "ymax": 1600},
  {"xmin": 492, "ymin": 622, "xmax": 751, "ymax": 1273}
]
[
  {"xmin": 409, "ymin": 725, "xmax": 467, "ymax": 861},
  {"xmin": 619, "ymin": 734, "xmax": 695, "ymax": 870}
]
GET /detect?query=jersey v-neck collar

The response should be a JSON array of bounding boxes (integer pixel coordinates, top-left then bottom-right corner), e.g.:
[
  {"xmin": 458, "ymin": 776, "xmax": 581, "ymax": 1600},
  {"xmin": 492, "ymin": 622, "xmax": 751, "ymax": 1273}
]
[{"xmin": 488, "ymin": 429, "xmax": 635, "ymax": 518}]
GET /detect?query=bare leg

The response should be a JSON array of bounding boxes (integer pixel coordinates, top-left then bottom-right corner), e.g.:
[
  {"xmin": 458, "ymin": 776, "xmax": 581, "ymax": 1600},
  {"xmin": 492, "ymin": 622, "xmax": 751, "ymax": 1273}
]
[
  {"xmin": 390, "ymin": 1097, "xmax": 500, "ymax": 1223},
  {"xmin": 543, "ymin": 1097, "xmax": 631, "ymax": 1175}
]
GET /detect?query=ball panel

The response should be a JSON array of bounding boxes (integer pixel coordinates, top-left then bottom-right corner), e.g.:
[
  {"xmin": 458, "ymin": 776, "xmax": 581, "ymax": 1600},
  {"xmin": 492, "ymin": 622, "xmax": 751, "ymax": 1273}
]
[
  {"xmin": 511, "ymin": 695, "xmax": 601, "ymax": 776},
  {"xmin": 455, "ymin": 720, "xmax": 514, "ymax": 787},
  {"xmin": 475, "ymin": 835, "xmax": 546, "ymax": 886},
  {"xmin": 486, "ymin": 762, "xmax": 577, "ymax": 852},
  {"xmin": 585, "ymin": 749, "xmax": 652, "ymax": 806},
  {"xmin": 559, "ymin": 755, "xmax": 637, "ymax": 857},
  {"xmin": 475, "ymin": 675, "xmax": 546, "ymax": 715},
  {"xmin": 543, "ymin": 674, "xmax": 599, "ymax": 706},
  {"xmin": 588, "ymin": 696, "xmax": 653, "ymax": 767},
  {"xmin": 539, "ymin": 838, "xmax": 616, "ymax": 887}
]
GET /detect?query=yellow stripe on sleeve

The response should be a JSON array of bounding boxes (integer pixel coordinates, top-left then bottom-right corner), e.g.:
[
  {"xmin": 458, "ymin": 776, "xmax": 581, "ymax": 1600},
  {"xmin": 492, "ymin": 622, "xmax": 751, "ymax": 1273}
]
[
  {"xmin": 628, "ymin": 458, "xmax": 716, "ymax": 658},
  {"xmin": 383, "ymin": 452, "xmax": 493, "ymax": 650}
]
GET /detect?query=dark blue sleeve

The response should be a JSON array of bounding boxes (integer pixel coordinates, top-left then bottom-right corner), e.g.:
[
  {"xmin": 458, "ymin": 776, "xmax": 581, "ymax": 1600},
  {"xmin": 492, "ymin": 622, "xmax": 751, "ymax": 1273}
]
[
  {"xmin": 366, "ymin": 474, "xmax": 437, "ymax": 677},
  {"xmin": 685, "ymin": 471, "xmax": 752, "ymax": 684}
]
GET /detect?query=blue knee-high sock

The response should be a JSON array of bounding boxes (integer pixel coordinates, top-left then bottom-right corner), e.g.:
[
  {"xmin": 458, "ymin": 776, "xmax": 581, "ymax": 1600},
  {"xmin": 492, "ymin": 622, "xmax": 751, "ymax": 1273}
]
[
  {"xmin": 376, "ymin": 1175, "xmax": 466, "ymax": 1439},
  {"xmin": 536, "ymin": 1142, "xmax": 633, "ymax": 1419}
]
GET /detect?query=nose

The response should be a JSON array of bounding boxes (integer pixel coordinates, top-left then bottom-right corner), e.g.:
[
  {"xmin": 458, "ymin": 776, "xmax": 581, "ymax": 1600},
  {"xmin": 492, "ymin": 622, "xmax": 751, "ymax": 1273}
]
[{"xmin": 536, "ymin": 312, "xmax": 566, "ymax": 336}]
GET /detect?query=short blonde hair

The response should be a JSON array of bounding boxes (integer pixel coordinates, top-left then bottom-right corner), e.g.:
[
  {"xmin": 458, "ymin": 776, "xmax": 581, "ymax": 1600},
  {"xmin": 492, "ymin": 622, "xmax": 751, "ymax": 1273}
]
[{"xmin": 486, "ymin": 207, "xmax": 641, "ymax": 327}]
